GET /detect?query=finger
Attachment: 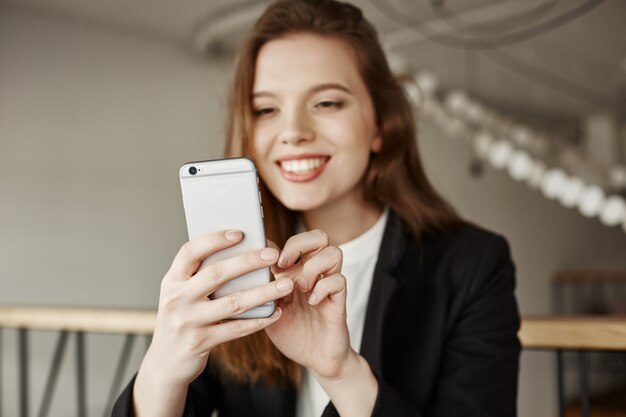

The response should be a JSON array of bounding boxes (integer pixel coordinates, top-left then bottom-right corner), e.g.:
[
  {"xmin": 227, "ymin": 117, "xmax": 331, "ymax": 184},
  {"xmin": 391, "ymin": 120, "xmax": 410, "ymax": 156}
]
[
  {"xmin": 270, "ymin": 259, "xmax": 301, "ymax": 280},
  {"xmin": 206, "ymin": 308, "xmax": 283, "ymax": 347},
  {"xmin": 277, "ymin": 230, "xmax": 329, "ymax": 268},
  {"xmin": 167, "ymin": 230, "xmax": 244, "ymax": 280},
  {"xmin": 199, "ymin": 278, "xmax": 293, "ymax": 322},
  {"xmin": 186, "ymin": 247, "xmax": 279, "ymax": 298},
  {"xmin": 307, "ymin": 274, "xmax": 346, "ymax": 306},
  {"xmin": 298, "ymin": 246, "xmax": 343, "ymax": 291},
  {"xmin": 266, "ymin": 239, "xmax": 280, "ymax": 251},
  {"xmin": 267, "ymin": 240, "xmax": 283, "ymax": 276},
  {"xmin": 277, "ymin": 292, "xmax": 293, "ymax": 306}
]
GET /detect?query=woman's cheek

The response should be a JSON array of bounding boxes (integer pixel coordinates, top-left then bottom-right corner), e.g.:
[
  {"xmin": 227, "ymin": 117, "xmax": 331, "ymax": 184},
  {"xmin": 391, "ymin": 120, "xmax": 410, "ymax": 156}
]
[{"xmin": 251, "ymin": 130, "xmax": 272, "ymax": 162}]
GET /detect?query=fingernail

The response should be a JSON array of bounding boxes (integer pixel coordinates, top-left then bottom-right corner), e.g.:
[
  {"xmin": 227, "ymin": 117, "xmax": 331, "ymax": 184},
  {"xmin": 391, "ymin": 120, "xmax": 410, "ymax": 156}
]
[
  {"xmin": 276, "ymin": 279, "xmax": 293, "ymax": 292},
  {"xmin": 277, "ymin": 253, "xmax": 289, "ymax": 268},
  {"xmin": 272, "ymin": 307, "xmax": 282, "ymax": 319},
  {"xmin": 308, "ymin": 293, "xmax": 318, "ymax": 305},
  {"xmin": 225, "ymin": 230, "xmax": 242, "ymax": 241},
  {"xmin": 260, "ymin": 248, "xmax": 278, "ymax": 262}
]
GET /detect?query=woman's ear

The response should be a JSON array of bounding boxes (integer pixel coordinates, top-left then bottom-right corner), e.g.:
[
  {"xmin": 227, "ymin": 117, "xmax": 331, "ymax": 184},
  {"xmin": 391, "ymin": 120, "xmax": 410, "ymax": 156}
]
[{"xmin": 370, "ymin": 127, "xmax": 382, "ymax": 153}]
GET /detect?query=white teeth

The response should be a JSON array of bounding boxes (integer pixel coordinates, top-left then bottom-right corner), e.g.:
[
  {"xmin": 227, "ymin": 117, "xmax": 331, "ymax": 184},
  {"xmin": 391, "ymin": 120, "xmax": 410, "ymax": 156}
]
[{"xmin": 280, "ymin": 158, "xmax": 326, "ymax": 174}]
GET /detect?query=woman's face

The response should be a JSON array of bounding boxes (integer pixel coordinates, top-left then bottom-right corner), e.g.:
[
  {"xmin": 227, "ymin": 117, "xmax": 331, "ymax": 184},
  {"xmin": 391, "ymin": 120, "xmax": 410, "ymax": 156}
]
[{"xmin": 251, "ymin": 34, "xmax": 381, "ymax": 213}]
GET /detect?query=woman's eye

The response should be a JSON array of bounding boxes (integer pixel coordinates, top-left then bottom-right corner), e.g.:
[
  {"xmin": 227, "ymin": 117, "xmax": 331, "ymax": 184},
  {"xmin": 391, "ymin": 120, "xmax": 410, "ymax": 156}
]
[
  {"xmin": 316, "ymin": 101, "xmax": 343, "ymax": 109},
  {"xmin": 254, "ymin": 107, "xmax": 276, "ymax": 117}
]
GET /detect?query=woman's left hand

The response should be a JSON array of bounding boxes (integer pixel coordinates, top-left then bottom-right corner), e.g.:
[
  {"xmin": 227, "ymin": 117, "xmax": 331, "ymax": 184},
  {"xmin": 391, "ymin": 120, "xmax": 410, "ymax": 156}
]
[{"xmin": 264, "ymin": 230, "xmax": 354, "ymax": 380}]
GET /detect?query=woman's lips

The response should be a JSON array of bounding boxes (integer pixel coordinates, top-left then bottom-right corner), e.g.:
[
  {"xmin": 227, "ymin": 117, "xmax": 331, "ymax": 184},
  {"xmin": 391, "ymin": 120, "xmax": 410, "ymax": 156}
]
[{"xmin": 275, "ymin": 155, "xmax": 330, "ymax": 183}]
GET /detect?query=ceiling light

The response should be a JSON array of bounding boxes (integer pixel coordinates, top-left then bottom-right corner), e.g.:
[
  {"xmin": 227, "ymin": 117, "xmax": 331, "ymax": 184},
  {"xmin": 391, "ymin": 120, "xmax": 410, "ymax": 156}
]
[
  {"xmin": 599, "ymin": 196, "xmax": 626, "ymax": 226},
  {"xmin": 527, "ymin": 161, "xmax": 546, "ymax": 189},
  {"xmin": 507, "ymin": 150, "xmax": 534, "ymax": 181},
  {"xmin": 487, "ymin": 140, "xmax": 513, "ymax": 169},
  {"xmin": 402, "ymin": 80, "xmax": 423, "ymax": 110},
  {"xmin": 465, "ymin": 101, "xmax": 484, "ymax": 124},
  {"xmin": 445, "ymin": 90, "xmax": 469, "ymax": 115},
  {"xmin": 540, "ymin": 169, "xmax": 568, "ymax": 200},
  {"xmin": 558, "ymin": 176, "xmax": 585, "ymax": 208},
  {"xmin": 577, "ymin": 185, "xmax": 605, "ymax": 218},
  {"xmin": 387, "ymin": 51, "xmax": 410, "ymax": 75},
  {"xmin": 415, "ymin": 71, "xmax": 439, "ymax": 96}
]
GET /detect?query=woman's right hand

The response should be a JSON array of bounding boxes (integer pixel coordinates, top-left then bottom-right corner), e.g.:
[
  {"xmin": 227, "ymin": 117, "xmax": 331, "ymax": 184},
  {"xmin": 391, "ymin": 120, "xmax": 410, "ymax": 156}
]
[{"xmin": 133, "ymin": 229, "xmax": 293, "ymax": 416}]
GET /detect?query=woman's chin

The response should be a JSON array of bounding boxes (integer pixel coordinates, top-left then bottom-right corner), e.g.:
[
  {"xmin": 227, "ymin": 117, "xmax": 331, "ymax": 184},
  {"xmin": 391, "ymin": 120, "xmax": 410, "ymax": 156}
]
[{"xmin": 278, "ymin": 194, "xmax": 324, "ymax": 212}]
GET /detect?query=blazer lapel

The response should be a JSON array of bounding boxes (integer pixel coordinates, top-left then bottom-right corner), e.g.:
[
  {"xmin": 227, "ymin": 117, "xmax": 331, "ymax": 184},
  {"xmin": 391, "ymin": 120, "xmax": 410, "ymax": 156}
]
[{"xmin": 359, "ymin": 209, "xmax": 407, "ymax": 377}]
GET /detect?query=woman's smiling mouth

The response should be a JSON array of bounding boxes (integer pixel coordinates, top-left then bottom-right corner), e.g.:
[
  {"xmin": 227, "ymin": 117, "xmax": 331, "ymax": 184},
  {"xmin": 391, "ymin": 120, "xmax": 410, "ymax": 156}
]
[{"xmin": 276, "ymin": 155, "xmax": 330, "ymax": 182}]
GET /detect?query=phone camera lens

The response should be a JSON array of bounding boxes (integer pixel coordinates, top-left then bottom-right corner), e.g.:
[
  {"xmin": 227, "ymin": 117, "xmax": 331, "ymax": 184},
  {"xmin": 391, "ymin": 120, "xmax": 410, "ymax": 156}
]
[{"xmin": 189, "ymin": 166, "xmax": 197, "ymax": 175}]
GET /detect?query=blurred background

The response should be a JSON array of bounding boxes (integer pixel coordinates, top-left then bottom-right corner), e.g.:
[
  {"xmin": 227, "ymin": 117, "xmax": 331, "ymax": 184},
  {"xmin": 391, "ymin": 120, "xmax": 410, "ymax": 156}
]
[{"xmin": 0, "ymin": 0, "xmax": 625, "ymax": 416}]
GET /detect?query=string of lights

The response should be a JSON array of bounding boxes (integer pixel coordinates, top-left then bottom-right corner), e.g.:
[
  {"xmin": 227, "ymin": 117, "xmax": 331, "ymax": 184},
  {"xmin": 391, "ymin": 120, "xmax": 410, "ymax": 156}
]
[{"xmin": 403, "ymin": 71, "xmax": 626, "ymax": 233}]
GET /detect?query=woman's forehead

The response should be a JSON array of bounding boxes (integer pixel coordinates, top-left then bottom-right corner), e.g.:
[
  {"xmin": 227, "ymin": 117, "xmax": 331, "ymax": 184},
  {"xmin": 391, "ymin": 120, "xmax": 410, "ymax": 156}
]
[{"xmin": 253, "ymin": 34, "xmax": 364, "ymax": 95}]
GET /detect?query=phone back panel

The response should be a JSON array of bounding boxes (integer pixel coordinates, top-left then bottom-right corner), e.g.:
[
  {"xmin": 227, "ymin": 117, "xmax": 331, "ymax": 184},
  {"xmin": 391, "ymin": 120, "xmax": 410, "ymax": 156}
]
[{"xmin": 179, "ymin": 158, "xmax": 269, "ymax": 301}]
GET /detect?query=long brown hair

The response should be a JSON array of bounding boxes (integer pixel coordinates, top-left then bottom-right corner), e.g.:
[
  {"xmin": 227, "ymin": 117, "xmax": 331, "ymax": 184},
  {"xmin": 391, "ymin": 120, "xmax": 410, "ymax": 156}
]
[{"xmin": 213, "ymin": 0, "xmax": 462, "ymax": 386}]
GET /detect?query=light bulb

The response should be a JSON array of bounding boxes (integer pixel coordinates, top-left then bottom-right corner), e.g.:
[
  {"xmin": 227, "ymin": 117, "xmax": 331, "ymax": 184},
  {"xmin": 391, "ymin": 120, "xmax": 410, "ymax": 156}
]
[
  {"xmin": 487, "ymin": 140, "xmax": 513, "ymax": 169},
  {"xmin": 540, "ymin": 169, "xmax": 568, "ymax": 200},
  {"xmin": 577, "ymin": 185, "xmax": 605, "ymax": 218},
  {"xmin": 387, "ymin": 51, "xmax": 409, "ymax": 75},
  {"xmin": 507, "ymin": 150, "xmax": 534, "ymax": 181},
  {"xmin": 558, "ymin": 177, "xmax": 585, "ymax": 208},
  {"xmin": 599, "ymin": 196, "xmax": 626, "ymax": 226},
  {"xmin": 466, "ymin": 101, "xmax": 484, "ymax": 123},
  {"xmin": 445, "ymin": 90, "xmax": 468, "ymax": 115},
  {"xmin": 403, "ymin": 81, "xmax": 423, "ymax": 110},
  {"xmin": 415, "ymin": 71, "xmax": 438, "ymax": 96},
  {"xmin": 527, "ymin": 161, "xmax": 546, "ymax": 189}
]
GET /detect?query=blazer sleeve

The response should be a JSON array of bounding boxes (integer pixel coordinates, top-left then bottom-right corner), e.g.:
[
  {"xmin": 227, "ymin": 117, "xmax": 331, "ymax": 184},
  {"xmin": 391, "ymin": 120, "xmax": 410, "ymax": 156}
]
[
  {"xmin": 425, "ymin": 234, "xmax": 521, "ymax": 416},
  {"xmin": 111, "ymin": 367, "xmax": 220, "ymax": 417},
  {"xmin": 322, "ymin": 234, "xmax": 521, "ymax": 417}
]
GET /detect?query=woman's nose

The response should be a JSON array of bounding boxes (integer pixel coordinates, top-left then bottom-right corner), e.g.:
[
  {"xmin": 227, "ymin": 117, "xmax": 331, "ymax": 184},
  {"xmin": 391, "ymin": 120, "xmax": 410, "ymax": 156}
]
[{"xmin": 278, "ymin": 109, "xmax": 315, "ymax": 146}]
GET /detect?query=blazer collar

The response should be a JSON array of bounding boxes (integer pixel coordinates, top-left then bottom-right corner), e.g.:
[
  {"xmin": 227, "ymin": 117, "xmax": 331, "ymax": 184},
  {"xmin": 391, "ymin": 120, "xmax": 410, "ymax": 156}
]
[{"xmin": 359, "ymin": 209, "xmax": 408, "ymax": 376}]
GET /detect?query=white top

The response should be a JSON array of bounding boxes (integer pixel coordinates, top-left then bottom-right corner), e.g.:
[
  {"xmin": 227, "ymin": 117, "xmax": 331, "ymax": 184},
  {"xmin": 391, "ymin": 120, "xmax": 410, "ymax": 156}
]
[{"xmin": 295, "ymin": 208, "xmax": 388, "ymax": 417}]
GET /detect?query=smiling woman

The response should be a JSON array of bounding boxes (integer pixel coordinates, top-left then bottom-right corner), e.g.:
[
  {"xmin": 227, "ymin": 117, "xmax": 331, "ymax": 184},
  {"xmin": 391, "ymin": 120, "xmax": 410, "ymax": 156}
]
[
  {"xmin": 112, "ymin": 1, "xmax": 521, "ymax": 416},
  {"xmin": 252, "ymin": 34, "xmax": 382, "ymax": 215}
]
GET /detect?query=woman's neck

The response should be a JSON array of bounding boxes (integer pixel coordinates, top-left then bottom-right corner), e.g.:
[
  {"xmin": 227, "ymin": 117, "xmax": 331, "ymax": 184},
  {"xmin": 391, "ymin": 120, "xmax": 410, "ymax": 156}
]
[{"xmin": 300, "ymin": 192, "xmax": 383, "ymax": 246}]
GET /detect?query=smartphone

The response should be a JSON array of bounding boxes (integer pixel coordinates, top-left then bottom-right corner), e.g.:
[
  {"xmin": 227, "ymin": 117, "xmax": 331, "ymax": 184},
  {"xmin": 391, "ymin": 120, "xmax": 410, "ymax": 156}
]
[{"xmin": 179, "ymin": 157, "xmax": 275, "ymax": 319}]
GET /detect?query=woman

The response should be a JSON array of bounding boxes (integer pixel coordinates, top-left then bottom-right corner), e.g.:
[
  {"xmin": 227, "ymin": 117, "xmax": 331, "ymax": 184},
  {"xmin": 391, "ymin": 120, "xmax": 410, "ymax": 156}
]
[{"xmin": 114, "ymin": 0, "xmax": 520, "ymax": 416}]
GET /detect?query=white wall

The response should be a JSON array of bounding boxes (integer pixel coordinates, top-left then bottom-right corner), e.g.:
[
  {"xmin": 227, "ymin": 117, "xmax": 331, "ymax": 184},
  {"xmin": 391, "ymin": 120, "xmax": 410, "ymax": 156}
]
[
  {"xmin": 0, "ymin": 6, "xmax": 229, "ymax": 416},
  {"xmin": 1, "ymin": 5, "xmax": 625, "ymax": 417}
]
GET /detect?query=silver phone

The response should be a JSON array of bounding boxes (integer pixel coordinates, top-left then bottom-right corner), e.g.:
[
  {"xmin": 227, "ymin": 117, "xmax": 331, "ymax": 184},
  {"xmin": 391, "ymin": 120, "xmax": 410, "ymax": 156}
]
[{"xmin": 179, "ymin": 157, "xmax": 275, "ymax": 319}]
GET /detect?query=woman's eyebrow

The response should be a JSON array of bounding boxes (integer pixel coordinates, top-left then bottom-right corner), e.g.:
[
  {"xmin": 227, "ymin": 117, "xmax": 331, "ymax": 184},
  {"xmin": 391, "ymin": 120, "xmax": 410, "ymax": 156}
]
[
  {"xmin": 252, "ymin": 83, "xmax": 353, "ymax": 99},
  {"xmin": 308, "ymin": 83, "xmax": 353, "ymax": 95},
  {"xmin": 252, "ymin": 91, "xmax": 275, "ymax": 99}
]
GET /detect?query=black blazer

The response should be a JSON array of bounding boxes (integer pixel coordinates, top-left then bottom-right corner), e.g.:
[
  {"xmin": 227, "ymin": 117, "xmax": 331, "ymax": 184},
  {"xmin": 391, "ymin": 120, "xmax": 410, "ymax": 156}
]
[{"xmin": 113, "ymin": 210, "xmax": 521, "ymax": 416}]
